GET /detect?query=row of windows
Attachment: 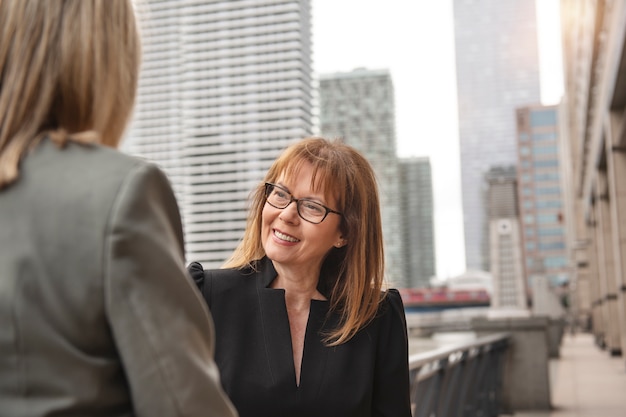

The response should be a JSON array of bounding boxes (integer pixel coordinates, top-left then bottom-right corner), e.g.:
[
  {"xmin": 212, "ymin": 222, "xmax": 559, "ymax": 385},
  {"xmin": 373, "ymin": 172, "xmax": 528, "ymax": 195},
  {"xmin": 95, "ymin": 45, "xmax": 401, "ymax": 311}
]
[
  {"xmin": 523, "ymin": 199, "xmax": 562, "ymax": 209},
  {"xmin": 521, "ymin": 187, "xmax": 561, "ymax": 197},
  {"xmin": 525, "ymin": 214, "xmax": 555, "ymax": 224},
  {"xmin": 534, "ymin": 172, "xmax": 560, "ymax": 181},
  {"xmin": 519, "ymin": 144, "xmax": 557, "ymax": 156},
  {"xmin": 536, "ymin": 200, "xmax": 562, "ymax": 208},
  {"xmin": 526, "ymin": 241, "xmax": 565, "ymax": 251},
  {"xmin": 535, "ymin": 159, "xmax": 559, "ymax": 168},
  {"xmin": 538, "ymin": 213, "xmax": 560, "ymax": 224},
  {"xmin": 519, "ymin": 173, "xmax": 560, "ymax": 185},
  {"xmin": 526, "ymin": 256, "xmax": 567, "ymax": 269},
  {"xmin": 525, "ymin": 228, "xmax": 564, "ymax": 237},
  {"xmin": 533, "ymin": 145, "xmax": 557, "ymax": 155},
  {"xmin": 521, "ymin": 132, "xmax": 558, "ymax": 142},
  {"xmin": 532, "ymin": 132, "xmax": 557, "ymax": 141}
]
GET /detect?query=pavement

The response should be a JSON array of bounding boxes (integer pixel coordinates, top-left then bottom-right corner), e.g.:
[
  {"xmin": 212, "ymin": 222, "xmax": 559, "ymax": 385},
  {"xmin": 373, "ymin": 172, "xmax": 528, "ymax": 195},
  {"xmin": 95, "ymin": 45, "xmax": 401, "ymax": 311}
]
[{"xmin": 512, "ymin": 332, "xmax": 626, "ymax": 417}]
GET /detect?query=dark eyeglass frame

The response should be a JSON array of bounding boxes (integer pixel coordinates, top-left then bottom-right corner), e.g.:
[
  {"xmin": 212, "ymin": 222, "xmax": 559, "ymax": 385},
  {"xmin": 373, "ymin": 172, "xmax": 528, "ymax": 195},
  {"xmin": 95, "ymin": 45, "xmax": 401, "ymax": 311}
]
[{"xmin": 264, "ymin": 182, "xmax": 342, "ymax": 224}]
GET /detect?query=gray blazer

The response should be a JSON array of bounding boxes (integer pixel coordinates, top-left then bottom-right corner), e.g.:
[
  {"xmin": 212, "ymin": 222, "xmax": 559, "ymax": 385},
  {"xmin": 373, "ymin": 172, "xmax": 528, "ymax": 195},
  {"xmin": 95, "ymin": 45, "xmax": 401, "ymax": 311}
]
[{"xmin": 0, "ymin": 139, "xmax": 237, "ymax": 417}]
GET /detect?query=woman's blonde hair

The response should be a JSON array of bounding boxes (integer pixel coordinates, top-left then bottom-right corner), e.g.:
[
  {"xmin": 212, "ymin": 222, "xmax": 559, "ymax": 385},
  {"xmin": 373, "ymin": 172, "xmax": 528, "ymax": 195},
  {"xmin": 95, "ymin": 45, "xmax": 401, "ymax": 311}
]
[
  {"xmin": 0, "ymin": 0, "xmax": 141, "ymax": 188},
  {"xmin": 224, "ymin": 137, "xmax": 386, "ymax": 346}
]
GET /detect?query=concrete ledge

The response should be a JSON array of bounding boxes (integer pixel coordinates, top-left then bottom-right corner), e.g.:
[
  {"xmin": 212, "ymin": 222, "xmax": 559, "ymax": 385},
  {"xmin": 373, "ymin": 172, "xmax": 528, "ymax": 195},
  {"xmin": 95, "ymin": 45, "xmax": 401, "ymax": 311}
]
[{"xmin": 471, "ymin": 316, "xmax": 551, "ymax": 411}]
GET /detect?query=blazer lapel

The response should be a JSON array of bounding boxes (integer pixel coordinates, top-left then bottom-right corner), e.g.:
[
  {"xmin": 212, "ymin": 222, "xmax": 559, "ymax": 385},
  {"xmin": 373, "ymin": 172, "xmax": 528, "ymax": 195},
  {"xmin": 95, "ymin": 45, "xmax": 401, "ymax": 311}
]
[
  {"xmin": 256, "ymin": 259, "xmax": 297, "ymax": 389},
  {"xmin": 299, "ymin": 299, "xmax": 334, "ymax": 397},
  {"xmin": 254, "ymin": 257, "xmax": 336, "ymax": 397}
]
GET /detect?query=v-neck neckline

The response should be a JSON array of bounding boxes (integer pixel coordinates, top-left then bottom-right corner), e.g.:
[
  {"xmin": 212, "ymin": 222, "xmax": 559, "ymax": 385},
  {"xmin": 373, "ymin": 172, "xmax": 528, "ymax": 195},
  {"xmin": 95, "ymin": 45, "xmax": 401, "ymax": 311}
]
[{"xmin": 255, "ymin": 258, "xmax": 335, "ymax": 392}]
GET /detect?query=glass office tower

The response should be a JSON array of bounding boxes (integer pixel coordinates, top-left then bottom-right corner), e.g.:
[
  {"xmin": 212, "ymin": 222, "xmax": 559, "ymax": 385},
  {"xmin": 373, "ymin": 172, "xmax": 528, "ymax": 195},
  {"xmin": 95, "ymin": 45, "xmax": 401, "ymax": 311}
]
[{"xmin": 453, "ymin": 0, "xmax": 541, "ymax": 271}]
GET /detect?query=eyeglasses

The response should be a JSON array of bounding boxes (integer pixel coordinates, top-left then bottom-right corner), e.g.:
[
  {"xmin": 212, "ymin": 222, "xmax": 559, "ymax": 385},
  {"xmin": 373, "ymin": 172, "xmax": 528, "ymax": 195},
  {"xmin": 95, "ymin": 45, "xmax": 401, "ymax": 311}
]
[{"xmin": 264, "ymin": 183, "xmax": 342, "ymax": 224}]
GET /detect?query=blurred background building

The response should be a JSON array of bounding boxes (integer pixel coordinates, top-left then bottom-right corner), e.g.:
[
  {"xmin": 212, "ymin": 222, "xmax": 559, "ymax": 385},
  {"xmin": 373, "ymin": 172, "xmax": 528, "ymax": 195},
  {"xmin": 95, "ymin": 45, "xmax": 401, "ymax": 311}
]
[
  {"xmin": 484, "ymin": 166, "xmax": 529, "ymax": 316},
  {"xmin": 515, "ymin": 105, "xmax": 569, "ymax": 293},
  {"xmin": 124, "ymin": 0, "xmax": 314, "ymax": 267},
  {"xmin": 399, "ymin": 157, "xmax": 436, "ymax": 288},
  {"xmin": 560, "ymin": 0, "xmax": 626, "ymax": 356},
  {"xmin": 453, "ymin": 0, "xmax": 542, "ymax": 272},
  {"xmin": 318, "ymin": 68, "xmax": 403, "ymax": 285}
]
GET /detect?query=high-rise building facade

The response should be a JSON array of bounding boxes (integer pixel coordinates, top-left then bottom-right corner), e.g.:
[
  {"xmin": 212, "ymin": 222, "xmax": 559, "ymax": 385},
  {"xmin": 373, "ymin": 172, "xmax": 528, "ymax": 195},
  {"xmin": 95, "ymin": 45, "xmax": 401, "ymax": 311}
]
[
  {"xmin": 399, "ymin": 157, "xmax": 436, "ymax": 288},
  {"xmin": 453, "ymin": 0, "xmax": 542, "ymax": 271},
  {"xmin": 515, "ymin": 105, "xmax": 569, "ymax": 287},
  {"xmin": 318, "ymin": 68, "xmax": 402, "ymax": 285},
  {"xmin": 484, "ymin": 166, "xmax": 529, "ymax": 316},
  {"xmin": 123, "ymin": 0, "xmax": 314, "ymax": 267}
]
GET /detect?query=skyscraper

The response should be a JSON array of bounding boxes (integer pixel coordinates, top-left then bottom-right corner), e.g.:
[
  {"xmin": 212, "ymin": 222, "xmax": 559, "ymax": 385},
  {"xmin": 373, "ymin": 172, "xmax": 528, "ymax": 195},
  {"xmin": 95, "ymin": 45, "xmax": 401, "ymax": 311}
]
[
  {"xmin": 318, "ymin": 68, "xmax": 402, "ymax": 285},
  {"xmin": 515, "ymin": 105, "xmax": 569, "ymax": 286},
  {"xmin": 123, "ymin": 0, "xmax": 314, "ymax": 267},
  {"xmin": 399, "ymin": 157, "xmax": 436, "ymax": 288},
  {"xmin": 453, "ymin": 0, "xmax": 542, "ymax": 271},
  {"xmin": 484, "ymin": 166, "xmax": 529, "ymax": 316}
]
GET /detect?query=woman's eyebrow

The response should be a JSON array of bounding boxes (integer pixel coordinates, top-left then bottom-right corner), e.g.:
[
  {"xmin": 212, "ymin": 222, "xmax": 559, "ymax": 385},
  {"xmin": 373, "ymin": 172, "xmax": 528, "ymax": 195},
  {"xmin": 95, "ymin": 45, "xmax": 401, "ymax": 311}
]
[{"xmin": 277, "ymin": 182, "xmax": 327, "ymax": 203}]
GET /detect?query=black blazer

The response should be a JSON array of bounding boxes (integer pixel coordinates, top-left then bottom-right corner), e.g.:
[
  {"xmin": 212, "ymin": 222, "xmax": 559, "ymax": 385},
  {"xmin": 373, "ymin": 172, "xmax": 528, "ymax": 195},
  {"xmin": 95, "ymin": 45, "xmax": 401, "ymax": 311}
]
[{"xmin": 188, "ymin": 257, "xmax": 411, "ymax": 417}]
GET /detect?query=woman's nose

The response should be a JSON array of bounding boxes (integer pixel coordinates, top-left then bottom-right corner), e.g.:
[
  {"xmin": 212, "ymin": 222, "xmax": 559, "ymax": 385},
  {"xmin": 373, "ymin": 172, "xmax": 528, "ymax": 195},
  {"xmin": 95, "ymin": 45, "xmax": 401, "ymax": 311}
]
[{"xmin": 279, "ymin": 201, "xmax": 300, "ymax": 223}]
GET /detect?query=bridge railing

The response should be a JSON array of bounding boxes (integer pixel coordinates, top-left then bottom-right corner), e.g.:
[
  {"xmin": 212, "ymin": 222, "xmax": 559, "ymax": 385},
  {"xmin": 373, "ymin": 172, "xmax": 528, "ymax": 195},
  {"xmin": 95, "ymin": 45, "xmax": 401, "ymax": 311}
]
[{"xmin": 409, "ymin": 332, "xmax": 510, "ymax": 417}]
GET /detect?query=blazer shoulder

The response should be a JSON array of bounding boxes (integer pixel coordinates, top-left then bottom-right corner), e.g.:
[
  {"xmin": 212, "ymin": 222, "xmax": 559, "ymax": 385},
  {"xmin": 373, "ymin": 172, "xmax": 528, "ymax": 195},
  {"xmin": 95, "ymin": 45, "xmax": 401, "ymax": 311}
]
[
  {"xmin": 27, "ymin": 139, "xmax": 167, "ymax": 204},
  {"xmin": 377, "ymin": 288, "xmax": 407, "ymax": 328},
  {"xmin": 381, "ymin": 288, "xmax": 405, "ymax": 311},
  {"xmin": 187, "ymin": 262, "xmax": 254, "ymax": 307},
  {"xmin": 204, "ymin": 267, "xmax": 246, "ymax": 288}
]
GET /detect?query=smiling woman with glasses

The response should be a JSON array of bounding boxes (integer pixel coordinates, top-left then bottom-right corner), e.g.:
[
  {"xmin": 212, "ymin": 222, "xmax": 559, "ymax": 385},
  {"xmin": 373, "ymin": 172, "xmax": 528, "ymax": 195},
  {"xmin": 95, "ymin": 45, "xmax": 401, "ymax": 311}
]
[{"xmin": 188, "ymin": 137, "xmax": 411, "ymax": 417}]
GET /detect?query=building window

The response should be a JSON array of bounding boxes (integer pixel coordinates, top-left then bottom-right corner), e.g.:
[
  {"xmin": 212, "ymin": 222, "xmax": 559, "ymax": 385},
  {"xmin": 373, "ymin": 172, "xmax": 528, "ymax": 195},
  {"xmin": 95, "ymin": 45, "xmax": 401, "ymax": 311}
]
[
  {"xmin": 532, "ymin": 132, "xmax": 557, "ymax": 141},
  {"xmin": 534, "ymin": 172, "xmax": 560, "ymax": 182},
  {"xmin": 530, "ymin": 110, "xmax": 557, "ymax": 127},
  {"xmin": 536, "ymin": 200, "xmax": 562, "ymax": 208},
  {"xmin": 538, "ymin": 213, "xmax": 558, "ymax": 224},
  {"xmin": 534, "ymin": 160, "xmax": 558, "ymax": 168},
  {"xmin": 533, "ymin": 144, "xmax": 557, "ymax": 155},
  {"xmin": 538, "ymin": 228, "xmax": 563, "ymax": 236},
  {"xmin": 544, "ymin": 256, "xmax": 567, "ymax": 268},
  {"xmin": 539, "ymin": 241, "xmax": 565, "ymax": 250},
  {"xmin": 535, "ymin": 186, "xmax": 561, "ymax": 195}
]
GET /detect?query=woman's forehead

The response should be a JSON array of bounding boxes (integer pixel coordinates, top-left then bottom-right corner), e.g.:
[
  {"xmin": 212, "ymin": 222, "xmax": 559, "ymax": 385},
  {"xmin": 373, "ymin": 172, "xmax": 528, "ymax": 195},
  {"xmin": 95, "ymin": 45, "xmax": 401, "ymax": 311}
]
[{"xmin": 277, "ymin": 163, "xmax": 341, "ymax": 199}]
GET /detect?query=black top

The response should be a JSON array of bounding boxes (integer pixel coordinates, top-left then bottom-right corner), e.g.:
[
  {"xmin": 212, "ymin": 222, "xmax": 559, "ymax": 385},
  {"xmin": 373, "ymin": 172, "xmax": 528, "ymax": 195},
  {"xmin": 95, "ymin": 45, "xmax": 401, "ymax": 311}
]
[{"xmin": 188, "ymin": 258, "xmax": 411, "ymax": 417}]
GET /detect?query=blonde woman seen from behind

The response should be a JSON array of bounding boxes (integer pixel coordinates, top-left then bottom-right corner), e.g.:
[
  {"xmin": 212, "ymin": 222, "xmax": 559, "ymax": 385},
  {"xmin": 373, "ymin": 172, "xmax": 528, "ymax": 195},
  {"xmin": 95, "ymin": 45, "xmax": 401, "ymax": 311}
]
[{"xmin": 0, "ymin": 1, "xmax": 237, "ymax": 416}]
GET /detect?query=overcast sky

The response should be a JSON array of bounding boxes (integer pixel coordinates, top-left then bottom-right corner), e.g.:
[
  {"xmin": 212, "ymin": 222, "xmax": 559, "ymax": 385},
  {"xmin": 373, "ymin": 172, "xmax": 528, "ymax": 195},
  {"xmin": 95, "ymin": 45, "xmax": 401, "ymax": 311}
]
[{"xmin": 312, "ymin": 0, "xmax": 564, "ymax": 278}]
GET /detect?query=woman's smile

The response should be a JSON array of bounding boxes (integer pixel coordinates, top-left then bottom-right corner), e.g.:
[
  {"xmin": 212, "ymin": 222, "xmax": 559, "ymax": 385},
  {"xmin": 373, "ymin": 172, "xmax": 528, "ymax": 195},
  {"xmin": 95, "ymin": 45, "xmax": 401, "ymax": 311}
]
[{"xmin": 273, "ymin": 228, "xmax": 300, "ymax": 243}]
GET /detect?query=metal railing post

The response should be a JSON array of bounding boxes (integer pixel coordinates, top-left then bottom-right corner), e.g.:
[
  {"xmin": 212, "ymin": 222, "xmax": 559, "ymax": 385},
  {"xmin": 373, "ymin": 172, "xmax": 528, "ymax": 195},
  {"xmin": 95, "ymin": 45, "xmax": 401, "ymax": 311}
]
[{"xmin": 408, "ymin": 333, "xmax": 510, "ymax": 417}]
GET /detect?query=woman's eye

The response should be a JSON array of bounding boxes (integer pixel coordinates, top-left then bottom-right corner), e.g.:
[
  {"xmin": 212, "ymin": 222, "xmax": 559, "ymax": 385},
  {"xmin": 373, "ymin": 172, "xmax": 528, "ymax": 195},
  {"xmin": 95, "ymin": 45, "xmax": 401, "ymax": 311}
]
[
  {"xmin": 303, "ymin": 202, "xmax": 324, "ymax": 213},
  {"xmin": 274, "ymin": 190, "xmax": 289, "ymax": 199}
]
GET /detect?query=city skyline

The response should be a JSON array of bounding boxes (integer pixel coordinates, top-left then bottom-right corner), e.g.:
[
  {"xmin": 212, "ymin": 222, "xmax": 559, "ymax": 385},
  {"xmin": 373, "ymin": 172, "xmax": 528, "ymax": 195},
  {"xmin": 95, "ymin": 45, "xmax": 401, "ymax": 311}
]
[
  {"xmin": 312, "ymin": 0, "xmax": 563, "ymax": 277},
  {"xmin": 123, "ymin": 0, "xmax": 565, "ymax": 279}
]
